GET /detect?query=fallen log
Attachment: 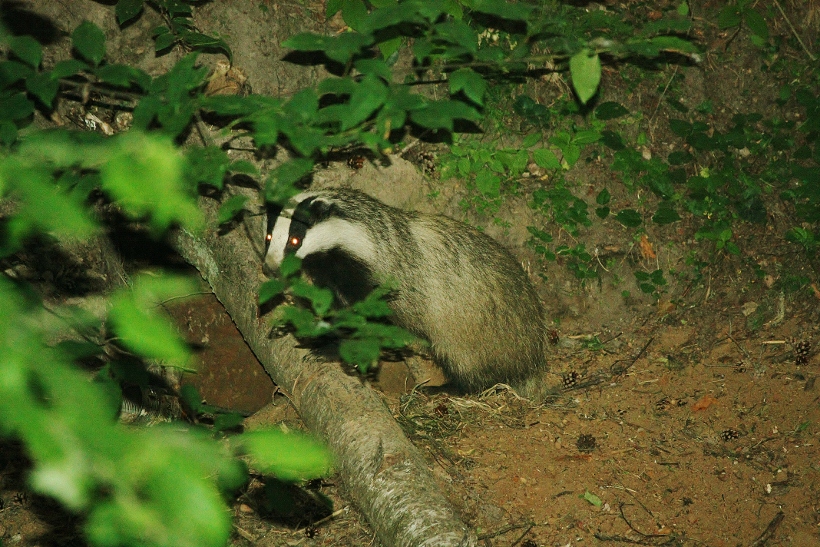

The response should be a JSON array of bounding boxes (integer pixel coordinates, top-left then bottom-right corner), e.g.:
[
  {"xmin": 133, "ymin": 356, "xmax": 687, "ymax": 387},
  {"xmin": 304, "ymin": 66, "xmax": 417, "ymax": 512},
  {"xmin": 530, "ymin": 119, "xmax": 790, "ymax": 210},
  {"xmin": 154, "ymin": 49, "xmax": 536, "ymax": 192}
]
[{"xmin": 173, "ymin": 193, "xmax": 476, "ymax": 547}]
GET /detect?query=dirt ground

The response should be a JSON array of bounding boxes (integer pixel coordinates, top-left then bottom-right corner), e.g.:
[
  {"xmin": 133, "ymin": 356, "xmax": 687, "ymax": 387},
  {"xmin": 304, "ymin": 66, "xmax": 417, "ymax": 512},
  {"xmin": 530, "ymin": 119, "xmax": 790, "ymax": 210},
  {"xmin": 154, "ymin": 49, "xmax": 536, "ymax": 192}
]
[{"xmin": 1, "ymin": 0, "xmax": 819, "ymax": 546}]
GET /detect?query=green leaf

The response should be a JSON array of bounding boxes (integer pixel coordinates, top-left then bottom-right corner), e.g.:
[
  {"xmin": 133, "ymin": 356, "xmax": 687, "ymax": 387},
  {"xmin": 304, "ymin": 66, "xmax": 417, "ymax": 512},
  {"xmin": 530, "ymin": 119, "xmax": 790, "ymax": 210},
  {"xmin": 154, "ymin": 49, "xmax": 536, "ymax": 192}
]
[
  {"xmin": 468, "ymin": 0, "xmax": 533, "ymax": 22},
  {"xmin": 527, "ymin": 226, "xmax": 553, "ymax": 243},
  {"xmin": 354, "ymin": 59, "xmax": 393, "ymax": 81},
  {"xmin": 0, "ymin": 61, "xmax": 34, "ymax": 89},
  {"xmin": 211, "ymin": 412, "xmax": 244, "ymax": 432},
  {"xmin": 595, "ymin": 101, "xmax": 629, "ymax": 120},
  {"xmin": 532, "ymin": 148, "xmax": 561, "ymax": 170},
  {"xmin": 561, "ymin": 143, "xmax": 581, "ymax": 168},
  {"xmin": 0, "ymin": 121, "xmax": 17, "ymax": 145},
  {"xmin": 291, "ymin": 281, "xmax": 334, "ymax": 316},
  {"xmin": 359, "ymin": 1, "xmax": 430, "ymax": 34},
  {"xmin": 229, "ymin": 160, "xmax": 257, "ymax": 175},
  {"xmin": 718, "ymin": 5, "xmax": 742, "ymax": 29},
  {"xmin": 155, "ymin": 29, "xmax": 177, "ymax": 52},
  {"xmin": 9, "ymin": 36, "xmax": 42, "ymax": 68},
  {"xmin": 409, "ymin": 100, "xmax": 480, "ymax": 131},
  {"xmin": 259, "ymin": 278, "xmax": 287, "ymax": 305},
  {"xmin": 433, "ymin": 20, "xmax": 477, "ymax": 54},
  {"xmin": 667, "ymin": 150, "xmax": 693, "ymax": 165},
  {"xmin": 645, "ymin": 36, "xmax": 700, "ymax": 56},
  {"xmin": 615, "ymin": 209, "xmax": 642, "ymax": 227},
  {"xmin": 340, "ymin": 339, "xmax": 380, "ymax": 372},
  {"xmin": 652, "ymin": 205, "xmax": 681, "ymax": 225},
  {"xmin": 596, "ymin": 188, "xmax": 611, "ymax": 205},
  {"xmin": 318, "ymin": 77, "xmax": 358, "ymax": 98},
  {"xmin": 109, "ymin": 276, "xmax": 195, "ymax": 366},
  {"xmin": 640, "ymin": 16, "xmax": 692, "ymax": 37},
  {"xmin": 217, "ymin": 194, "xmax": 249, "ymax": 225},
  {"xmin": 341, "ymin": 0, "xmax": 370, "ymax": 31},
  {"xmin": 639, "ymin": 282, "xmax": 655, "ymax": 294},
  {"xmin": 332, "ymin": 32, "xmax": 375, "ymax": 64},
  {"xmin": 50, "ymin": 59, "xmax": 88, "ymax": 79},
  {"xmin": 378, "ymin": 36, "xmax": 403, "ymax": 61},
  {"xmin": 449, "ymin": 68, "xmax": 487, "ymax": 106},
  {"xmin": 186, "ymin": 146, "xmax": 231, "ymax": 188},
  {"xmin": 573, "ymin": 129, "xmax": 602, "ymax": 145},
  {"xmin": 522, "ymin": 133, "xmax": 540, "ymax": 148},
  {"xmin": 100, "ymin": 132, "xmax": 203, "ymax": 233},
  {"xmin": 283, "ymin": 32, "xmax": 373, "ymax": 64},
  {"xmin": 236, "ymin": 430, "xmax": 332, "ymax": 481},
  {"xmin": 600, "ymin": 130, "xmax": 625, "ymax": 150},
  {"xmin": 342, "ymin": 74, "xmax": 388, "ymax": 130},
  {"xmin": 279, "ymin": 254, "xmax": 302, "ymax": 278},
  {"xmin": 569, "ymin": 49, "xmax": 600, "ymax": 104},
  {"xmin": 178, "ymin": 31, "xmax": 232, "ymax": 62},
  {"xmin": 349, "ymin": 287, "xmax": 394, "ymax": 318},
  {"xmin": 282, "ymin": 33, "xmax": 330, "ymax": 51},
  {"xmin": 744, "ymin": 8, "xmax": 769, "ymax": 40},
  {"xmin": 475, "ymin": 170, "xmax": 500, "ymax": 197},
  {"xmin": 201, "ymin": 94, "xmax": 277, "ymax": 116},
  {"xmin": 25, "ymin": 72, "xmax": 59, "ymax": 107},
  {"xmin": 581, "ymin": 491, "xmax": 602, "ymax": 507},
  {"xmin": 116, "ymin": 0, "xmax": 144, "ymax": 25},
  {"xmin": 162, "ymin": 53, "xmax": 208, "ymax": 100},
  {"xmin": 0, "ymin": 164, "xmax": 97, "ymax": 243},
  {"xmin": 266, "ymin": 159, "xmax": 314, "ymax": 201},
  {"xmin": 650, "ymin": 269, "xmax": 666, "ymax": 285},
  {"xmin": 283, "ymin": 89, "xmax": 318, "ymax": 123},
  {"xmin": 95, "ymin": 64, "xmax": 151, "ymax": 90},
  {"xmin": 327, "ymin": 0, "xmax": 344, "ymax": 17},
  {"xmin": 668, "ymin": 118, "xmax": 692, "ymax": 137},
  {"xmin": 131, "ymin": 95, "xmax": 160, "ymax": 130},
  {"xmin": 72, "ymin": 21, "xmax": 107, "ymax": 67}
]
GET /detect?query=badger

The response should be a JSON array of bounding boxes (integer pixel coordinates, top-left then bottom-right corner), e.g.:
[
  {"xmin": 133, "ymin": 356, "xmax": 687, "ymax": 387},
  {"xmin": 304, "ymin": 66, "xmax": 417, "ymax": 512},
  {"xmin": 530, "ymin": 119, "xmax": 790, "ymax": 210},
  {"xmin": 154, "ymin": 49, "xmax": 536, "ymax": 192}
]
[{"xmin": 264, "ymin": 188, "xmax": 546, "ymax": 393}]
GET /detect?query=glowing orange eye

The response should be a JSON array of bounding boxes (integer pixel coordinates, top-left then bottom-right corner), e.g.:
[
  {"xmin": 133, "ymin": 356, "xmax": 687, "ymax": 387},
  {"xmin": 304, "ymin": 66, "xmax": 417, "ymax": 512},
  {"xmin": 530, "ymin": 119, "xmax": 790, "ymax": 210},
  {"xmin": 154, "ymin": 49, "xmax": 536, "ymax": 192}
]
[
  {"xmin": 289, "ymin": 236, "xmax": 301, "ymax": 247},
  {"xmin": 265, "ymin": 233, "xmax": 272, "ymax": 243}
]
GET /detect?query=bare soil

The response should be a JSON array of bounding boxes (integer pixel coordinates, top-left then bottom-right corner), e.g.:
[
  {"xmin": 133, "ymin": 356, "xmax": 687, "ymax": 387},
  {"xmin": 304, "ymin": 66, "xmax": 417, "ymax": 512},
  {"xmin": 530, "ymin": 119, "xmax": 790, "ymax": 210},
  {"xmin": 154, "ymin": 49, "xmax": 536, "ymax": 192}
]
[{"xmin": 1, "ymin": 1, "xmax": 819, "ymax": 546}]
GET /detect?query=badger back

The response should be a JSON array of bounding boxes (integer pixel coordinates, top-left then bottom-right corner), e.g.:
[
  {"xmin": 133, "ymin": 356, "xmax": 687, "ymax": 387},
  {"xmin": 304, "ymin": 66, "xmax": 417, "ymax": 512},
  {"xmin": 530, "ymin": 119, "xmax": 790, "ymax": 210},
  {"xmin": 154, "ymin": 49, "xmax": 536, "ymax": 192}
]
[{"xmin": 398, "ymin": 215, "xmax": 546, "ymax": 391}]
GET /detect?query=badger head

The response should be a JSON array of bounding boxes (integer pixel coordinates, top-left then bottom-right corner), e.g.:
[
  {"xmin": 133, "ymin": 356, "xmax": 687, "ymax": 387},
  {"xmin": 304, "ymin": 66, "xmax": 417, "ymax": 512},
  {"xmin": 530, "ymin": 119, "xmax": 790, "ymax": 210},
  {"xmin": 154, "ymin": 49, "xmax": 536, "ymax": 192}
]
[{"xmin": 263, "ymin": 191, "xmax": 378, "ymax": 304}]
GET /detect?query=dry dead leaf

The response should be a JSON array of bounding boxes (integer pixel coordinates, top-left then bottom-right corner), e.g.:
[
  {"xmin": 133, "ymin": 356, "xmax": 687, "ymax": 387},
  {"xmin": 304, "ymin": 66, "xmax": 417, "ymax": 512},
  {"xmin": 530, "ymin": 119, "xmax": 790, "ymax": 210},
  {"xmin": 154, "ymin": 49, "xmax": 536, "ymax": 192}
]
[
  {"xmin": 639, "ymin": 234, "xmax": 656, "ymax": 260},
  {"xmin": 692, "ymin": 395, "xmax": 719, "ymax": 411}
]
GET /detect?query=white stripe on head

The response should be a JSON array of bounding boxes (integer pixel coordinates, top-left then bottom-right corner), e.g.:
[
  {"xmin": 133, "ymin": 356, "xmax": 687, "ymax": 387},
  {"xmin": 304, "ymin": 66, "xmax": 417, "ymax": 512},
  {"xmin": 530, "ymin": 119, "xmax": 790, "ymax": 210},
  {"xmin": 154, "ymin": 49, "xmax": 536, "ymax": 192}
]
[
  {"xmin": 265, "ymin": 213, "xmax": 292, "ymax": 269},
  {"xmin": 296, "ymin": 217, "xmax": 376, "ymax": 263}
]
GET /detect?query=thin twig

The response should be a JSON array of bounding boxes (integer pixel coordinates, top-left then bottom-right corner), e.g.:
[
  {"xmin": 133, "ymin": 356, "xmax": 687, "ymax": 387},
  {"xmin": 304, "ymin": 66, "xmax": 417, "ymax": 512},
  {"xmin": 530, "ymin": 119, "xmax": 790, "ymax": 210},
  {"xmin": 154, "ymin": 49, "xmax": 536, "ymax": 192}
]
[
  {"xmin": 610, "ymin": 337, "xmax": 654, "ymax": 376},
  {"xmin": 772, "ymin": 0, "xmax": 816, "ymax": 61},
  {"xmin": 295, "ymin": 506, "xmax": 348, "ymax": 533},
  {"xmin": 748, "ymin": 511, "xmax": 785, "ymax": 547},
  {"xmin": 476, "ymin": 521, "xmax": 534, "ymax": 543},
  {"xmin": 649, "ymin": 66, "xmax": 678, "ymax": 128}
]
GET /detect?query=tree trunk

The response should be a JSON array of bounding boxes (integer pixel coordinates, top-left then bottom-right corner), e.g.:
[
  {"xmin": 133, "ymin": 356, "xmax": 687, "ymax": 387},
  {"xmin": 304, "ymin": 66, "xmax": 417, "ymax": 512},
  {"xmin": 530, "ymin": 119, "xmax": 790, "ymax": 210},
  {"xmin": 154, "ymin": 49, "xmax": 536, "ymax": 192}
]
[{"xmin": 172, "ymin": 194, "xmax": 476, "ymax": 547}]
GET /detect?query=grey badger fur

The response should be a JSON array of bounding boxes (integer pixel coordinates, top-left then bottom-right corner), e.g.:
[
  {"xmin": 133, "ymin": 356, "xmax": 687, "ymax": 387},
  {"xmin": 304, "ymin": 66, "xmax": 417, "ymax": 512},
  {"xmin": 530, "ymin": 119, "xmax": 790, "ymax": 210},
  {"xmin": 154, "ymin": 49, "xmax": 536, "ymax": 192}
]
[{"xmin": 264, "ymin": 188, "xmax": 546, "ymax": 393}]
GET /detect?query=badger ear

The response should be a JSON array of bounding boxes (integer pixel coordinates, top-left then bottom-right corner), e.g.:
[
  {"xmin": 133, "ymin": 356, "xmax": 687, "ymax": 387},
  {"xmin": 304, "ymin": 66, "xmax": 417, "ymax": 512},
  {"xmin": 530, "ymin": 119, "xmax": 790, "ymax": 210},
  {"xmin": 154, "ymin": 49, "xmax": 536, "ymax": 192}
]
[{"xmin": 306, "ymin": 197, "xmax": 336, "ymax": 223}]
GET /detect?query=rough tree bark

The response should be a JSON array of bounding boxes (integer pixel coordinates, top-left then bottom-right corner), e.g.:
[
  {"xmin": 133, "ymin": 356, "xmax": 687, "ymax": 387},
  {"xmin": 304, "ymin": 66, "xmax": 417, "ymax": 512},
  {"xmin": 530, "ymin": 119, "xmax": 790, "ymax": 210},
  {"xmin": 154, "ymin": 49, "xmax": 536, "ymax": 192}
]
[{"xmin": 172, "ymin": 193, "xmax": 477, "ymax": 547}]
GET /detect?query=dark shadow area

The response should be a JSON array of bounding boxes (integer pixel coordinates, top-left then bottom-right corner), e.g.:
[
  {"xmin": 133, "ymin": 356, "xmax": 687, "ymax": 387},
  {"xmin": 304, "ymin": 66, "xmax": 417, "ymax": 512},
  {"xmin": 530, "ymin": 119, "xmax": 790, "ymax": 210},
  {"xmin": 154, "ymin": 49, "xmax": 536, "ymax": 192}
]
[
  {"xmin": 0, "ymin": 439, "xmax": 87, "ymax": 547},
  {"xmin": 0, "ymin": 1, "xmax": 63, "ymax": 43}
]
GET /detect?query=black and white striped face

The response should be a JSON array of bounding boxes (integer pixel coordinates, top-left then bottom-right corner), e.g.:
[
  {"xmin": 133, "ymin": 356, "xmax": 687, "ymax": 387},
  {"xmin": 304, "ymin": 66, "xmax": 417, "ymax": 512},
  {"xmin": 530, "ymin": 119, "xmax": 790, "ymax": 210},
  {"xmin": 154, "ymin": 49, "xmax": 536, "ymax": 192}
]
[{"xmin": 264, "ymin": 191, "xmax": 376, "ymax": 276}]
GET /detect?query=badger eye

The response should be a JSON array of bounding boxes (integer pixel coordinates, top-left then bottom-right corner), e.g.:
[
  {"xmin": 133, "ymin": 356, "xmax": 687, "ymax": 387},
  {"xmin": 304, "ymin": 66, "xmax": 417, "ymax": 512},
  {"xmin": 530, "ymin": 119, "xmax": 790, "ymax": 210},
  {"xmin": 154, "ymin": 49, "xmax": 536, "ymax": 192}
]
[
  {"xmin": 265, "ymin": 233, "xmax": 272, "ymax": 243},
  {"xmin": 287, "ymin": 235, "xmax": 302, "ymax": 249}
]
